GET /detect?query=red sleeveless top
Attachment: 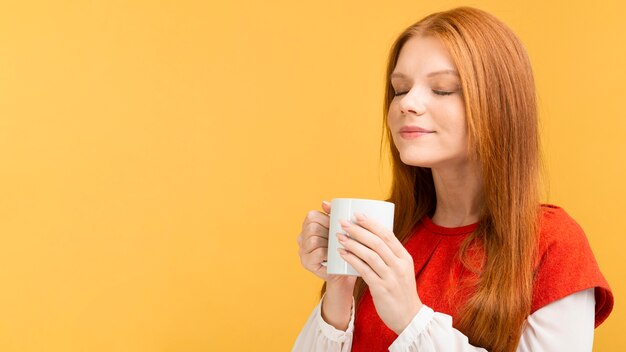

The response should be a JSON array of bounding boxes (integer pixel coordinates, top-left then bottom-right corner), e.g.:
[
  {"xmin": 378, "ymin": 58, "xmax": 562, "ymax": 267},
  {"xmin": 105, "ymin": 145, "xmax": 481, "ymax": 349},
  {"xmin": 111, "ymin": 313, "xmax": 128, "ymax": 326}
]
[{"xmin": 350, "ymin": 204, "xmax": 613, "ymax": 351}]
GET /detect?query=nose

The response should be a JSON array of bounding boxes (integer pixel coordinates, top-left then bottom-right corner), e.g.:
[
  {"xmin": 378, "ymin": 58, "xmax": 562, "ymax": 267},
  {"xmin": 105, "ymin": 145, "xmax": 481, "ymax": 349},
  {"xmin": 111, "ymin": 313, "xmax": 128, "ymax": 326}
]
[{"xmin": 399, "ymin": 90, "xmax": 426, "ymax": 116}]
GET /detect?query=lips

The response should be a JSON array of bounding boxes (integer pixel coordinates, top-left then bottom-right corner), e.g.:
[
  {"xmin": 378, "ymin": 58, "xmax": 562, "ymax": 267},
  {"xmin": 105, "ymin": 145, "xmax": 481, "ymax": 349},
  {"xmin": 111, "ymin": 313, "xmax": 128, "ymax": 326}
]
[{"xmin": 399, "ymin": 126, "xmax": 434, "ymax": 133}]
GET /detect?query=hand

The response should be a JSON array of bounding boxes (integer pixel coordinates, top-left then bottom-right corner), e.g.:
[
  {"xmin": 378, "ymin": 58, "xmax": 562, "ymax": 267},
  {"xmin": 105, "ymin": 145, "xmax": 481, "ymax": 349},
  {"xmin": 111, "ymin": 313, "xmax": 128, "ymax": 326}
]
[
  {"xmin": 297, "ymin": 201, "xmax": 357, "ymax": 289},
  {"xmin": 337, "ymin": 213, "xmax": 422, "ymax": 334}
]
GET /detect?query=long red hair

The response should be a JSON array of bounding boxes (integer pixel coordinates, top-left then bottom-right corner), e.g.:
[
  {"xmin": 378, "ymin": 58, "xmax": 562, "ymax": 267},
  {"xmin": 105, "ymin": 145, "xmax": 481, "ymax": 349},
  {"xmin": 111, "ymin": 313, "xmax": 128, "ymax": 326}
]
[{"xmin": 321, "ymin": 7, "xmax": 540, "ymax": 352}]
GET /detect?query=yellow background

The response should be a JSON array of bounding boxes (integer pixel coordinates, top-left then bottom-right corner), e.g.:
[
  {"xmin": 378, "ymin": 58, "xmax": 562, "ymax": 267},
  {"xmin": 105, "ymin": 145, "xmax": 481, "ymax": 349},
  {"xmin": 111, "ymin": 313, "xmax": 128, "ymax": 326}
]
[{"xmin": 1, "ymin": 0, "xmax": 623, "ymax": 351}]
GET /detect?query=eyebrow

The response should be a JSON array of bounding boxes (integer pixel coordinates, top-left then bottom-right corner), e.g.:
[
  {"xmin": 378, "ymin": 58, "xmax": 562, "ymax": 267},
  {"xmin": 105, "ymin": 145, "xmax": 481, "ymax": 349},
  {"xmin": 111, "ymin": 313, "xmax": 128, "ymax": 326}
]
[{"xmin": 390, "ymin": 70, "xmax": 459, "ymax": 80}]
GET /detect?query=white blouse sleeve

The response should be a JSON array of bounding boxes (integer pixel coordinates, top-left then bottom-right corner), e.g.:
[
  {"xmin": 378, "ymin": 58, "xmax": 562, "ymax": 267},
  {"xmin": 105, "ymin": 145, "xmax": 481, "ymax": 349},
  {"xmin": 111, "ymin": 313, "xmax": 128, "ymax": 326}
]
[
  {"xmin": 292, "ymin": 293, "xmax": 356, "ymax": 352},
  {"xmin": 389, "ymin": 288, "xmax": 596, "ymax": 352},
  {"xmin": 516, "ymin": 287, "xmax": 595, "ymax": 351}
]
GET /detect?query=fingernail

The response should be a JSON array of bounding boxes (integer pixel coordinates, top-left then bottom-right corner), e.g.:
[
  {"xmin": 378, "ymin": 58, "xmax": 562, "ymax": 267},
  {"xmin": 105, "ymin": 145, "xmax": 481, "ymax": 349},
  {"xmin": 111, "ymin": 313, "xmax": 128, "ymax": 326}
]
[
  {"xmin": 354, "ymin": 212, "xmax": 366, "ymax": 222},
  {"xmin": 339, "ymin": 219, "xmax": 350, "ymax": 228},
  {"xmin": 322, "ymin": 200, "xmax": 330, "ymax": 206}
]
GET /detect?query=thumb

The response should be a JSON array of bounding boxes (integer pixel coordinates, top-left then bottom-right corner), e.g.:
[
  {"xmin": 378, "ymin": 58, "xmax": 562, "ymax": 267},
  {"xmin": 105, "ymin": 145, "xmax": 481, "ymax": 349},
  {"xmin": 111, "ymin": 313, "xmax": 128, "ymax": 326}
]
[{"xmin": 321, "ymin": 200, "xmax": 331, "ymax": 214}]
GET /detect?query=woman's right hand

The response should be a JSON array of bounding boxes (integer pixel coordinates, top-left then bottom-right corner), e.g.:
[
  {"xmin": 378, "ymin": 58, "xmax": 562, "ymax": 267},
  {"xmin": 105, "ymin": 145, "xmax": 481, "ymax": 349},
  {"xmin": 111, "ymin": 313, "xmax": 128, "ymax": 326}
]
[{"xmin": 297, "ymin": 201, "xmax": 357, "ymax": 289}]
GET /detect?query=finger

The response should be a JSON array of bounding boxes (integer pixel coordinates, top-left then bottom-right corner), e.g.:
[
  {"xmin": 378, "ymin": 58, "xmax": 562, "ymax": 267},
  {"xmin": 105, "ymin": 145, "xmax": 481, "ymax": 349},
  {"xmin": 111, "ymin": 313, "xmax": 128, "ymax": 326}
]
[
  {"xmin": 338, "ymin": 232, "xmax": 391, "ymax": 279},
  {"xmin": 314, "ymin": 263, "xmax": 328, "ymax": 277},
  {"xmin": 303, "ymin": 234, "xmax": 328, "ymax": 255},
  {"xmin": 302, "ymin": 210, "xmax": 330, "ymax": 230},
  {"xmin": 349, "ymin": 213, "xmax": 407, "ymax": 259},
  {"xmin": 303, "ymin": 247, "xmax": 327, "ymax": 270},
  {"xmin": 338, "ymin": 247, "xmax": 381, "ymax": 286},
  {"xmin": 338, "ymin": 219, "xmax": 399, "ymax": 267},
  {"xmin": 301, "ymin": 221, "xmax": 329, "ymax": 242}
]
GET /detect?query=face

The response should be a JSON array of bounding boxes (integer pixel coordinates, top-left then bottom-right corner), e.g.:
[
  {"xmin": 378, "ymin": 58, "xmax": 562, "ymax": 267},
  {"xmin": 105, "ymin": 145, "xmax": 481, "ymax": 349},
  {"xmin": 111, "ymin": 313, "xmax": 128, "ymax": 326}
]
[{"xmin": 388, "ymin": 35, "xmax": 468, "ymax": 169}]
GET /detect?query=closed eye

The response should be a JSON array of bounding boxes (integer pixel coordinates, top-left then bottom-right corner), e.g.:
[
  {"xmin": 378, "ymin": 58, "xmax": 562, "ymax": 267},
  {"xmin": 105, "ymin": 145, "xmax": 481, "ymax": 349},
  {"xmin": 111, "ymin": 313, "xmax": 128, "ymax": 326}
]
[{"xmin": 394, "ymin": 90, "xmax": 455, "ymax": 97}]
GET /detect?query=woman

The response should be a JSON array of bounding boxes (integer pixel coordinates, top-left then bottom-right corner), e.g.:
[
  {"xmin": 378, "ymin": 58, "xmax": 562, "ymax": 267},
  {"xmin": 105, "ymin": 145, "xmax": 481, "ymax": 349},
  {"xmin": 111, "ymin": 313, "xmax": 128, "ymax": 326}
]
[{"xmin": 293, "ymin": 6, "xmax": 613, "ymax": 352}]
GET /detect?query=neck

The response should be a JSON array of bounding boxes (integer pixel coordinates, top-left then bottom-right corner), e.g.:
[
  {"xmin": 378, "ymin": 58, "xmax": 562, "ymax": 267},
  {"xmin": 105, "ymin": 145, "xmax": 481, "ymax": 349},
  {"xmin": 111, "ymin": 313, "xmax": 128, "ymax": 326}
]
[{"xmin": 430, "ymin": 160, "xmax": 484, "ymax": 227}]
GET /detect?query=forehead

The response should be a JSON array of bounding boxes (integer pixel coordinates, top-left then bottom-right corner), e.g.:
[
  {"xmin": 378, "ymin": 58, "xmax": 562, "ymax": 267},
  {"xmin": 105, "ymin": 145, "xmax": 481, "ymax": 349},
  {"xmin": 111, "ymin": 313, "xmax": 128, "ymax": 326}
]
[{"xmin": 393, "ymin": 35, "xmax": 457, "ymax": 77}]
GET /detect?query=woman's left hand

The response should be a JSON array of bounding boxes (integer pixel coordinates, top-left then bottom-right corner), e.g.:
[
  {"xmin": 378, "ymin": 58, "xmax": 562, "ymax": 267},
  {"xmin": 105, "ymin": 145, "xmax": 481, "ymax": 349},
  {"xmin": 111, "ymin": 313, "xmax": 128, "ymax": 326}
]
[{"xmin": 337, "ymin": 212, "xmax": 422, "ymax": 335}]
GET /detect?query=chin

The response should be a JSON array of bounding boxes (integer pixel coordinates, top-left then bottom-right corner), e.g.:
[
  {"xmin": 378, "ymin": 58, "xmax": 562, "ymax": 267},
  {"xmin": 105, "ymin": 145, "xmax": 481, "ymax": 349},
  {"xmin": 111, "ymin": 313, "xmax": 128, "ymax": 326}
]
[
  {"xmin": 399, "ymin": 150, "xmax": 472, "ymax": 170},
  {"xmin": 399, "ymin": 153, "xmax": 437, "ymax": 168}
]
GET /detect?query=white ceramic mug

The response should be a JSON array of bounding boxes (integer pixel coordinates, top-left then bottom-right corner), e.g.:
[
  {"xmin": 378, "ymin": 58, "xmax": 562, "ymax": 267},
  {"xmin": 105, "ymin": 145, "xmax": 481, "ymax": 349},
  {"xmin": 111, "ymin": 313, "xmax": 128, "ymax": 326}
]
[{"xmin": 323, "ymin": 198, "xmax": 395, "ymax": 276}]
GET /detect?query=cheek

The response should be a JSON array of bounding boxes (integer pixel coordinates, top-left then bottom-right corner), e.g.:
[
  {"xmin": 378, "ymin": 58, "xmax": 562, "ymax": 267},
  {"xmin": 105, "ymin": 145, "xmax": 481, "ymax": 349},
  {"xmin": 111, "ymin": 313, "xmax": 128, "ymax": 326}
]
[
  {"xmin": 386, "ymin": 106, "xmax": 400, "ymax": 127},
  {"xmin": 437, "ymin": 101, "xmax": 468, "ymax": 147},
  {"xmin": 441, "ymin": 99, "xmax": 466, "ymax": 130},
  {"xmin": 387, "ymin": 100, "xmax": 399, "ymax": 115}
]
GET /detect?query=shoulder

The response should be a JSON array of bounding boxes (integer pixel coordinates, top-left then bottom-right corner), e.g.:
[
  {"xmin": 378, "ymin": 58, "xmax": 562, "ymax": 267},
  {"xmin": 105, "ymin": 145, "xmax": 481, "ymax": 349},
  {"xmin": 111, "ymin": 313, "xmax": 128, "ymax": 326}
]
[
  {"xmin": 537, "ymin": 204, "xmax": 588, "ymax": 253},
  {"xmin": 539, "ymin": 203, "xmax": 583, "ymax": 238},
  {"xmin": 537, "ymin": 204, "xmax": 604, "ymax": 269},
  {"xmin": 532, "ymin": 203, "xmax": 613, "ymax": 327}
]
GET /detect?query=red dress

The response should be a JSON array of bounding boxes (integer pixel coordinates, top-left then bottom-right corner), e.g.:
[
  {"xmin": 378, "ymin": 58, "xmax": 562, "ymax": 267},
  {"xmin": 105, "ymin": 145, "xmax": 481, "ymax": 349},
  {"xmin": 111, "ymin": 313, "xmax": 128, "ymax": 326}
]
[{"xmin": 350, "ymin": 204, "xmax": 614, "ymax": 351}]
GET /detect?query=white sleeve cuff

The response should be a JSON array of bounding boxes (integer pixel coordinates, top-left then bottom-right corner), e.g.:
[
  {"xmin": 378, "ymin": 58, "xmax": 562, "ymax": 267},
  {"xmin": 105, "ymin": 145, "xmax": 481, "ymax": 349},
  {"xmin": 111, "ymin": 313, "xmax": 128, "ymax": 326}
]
[
  {"xmin": 389, "ymin": 304, "xmax": 435, "ymax": 351},
  {"xmin": 315, "ymin": 293, "xmax": 356, "ymax": 343}
]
